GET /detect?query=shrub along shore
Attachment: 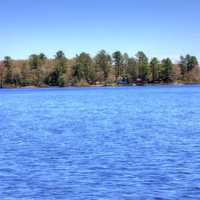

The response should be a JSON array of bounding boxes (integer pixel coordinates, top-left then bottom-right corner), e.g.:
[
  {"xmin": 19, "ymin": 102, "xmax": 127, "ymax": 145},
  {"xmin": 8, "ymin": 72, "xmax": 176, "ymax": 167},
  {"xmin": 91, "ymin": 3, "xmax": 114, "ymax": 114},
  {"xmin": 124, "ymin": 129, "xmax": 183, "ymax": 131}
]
[{"xmin": 0, "ymin": 50, "xmax": 199, "ymax": 88}]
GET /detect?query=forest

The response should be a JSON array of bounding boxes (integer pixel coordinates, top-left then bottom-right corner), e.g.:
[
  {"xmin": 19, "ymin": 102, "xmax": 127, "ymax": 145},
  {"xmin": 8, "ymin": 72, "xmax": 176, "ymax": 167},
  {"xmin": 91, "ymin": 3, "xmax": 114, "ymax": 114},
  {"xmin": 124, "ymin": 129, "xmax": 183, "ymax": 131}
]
[{"xmin": 0, "ymin": 50, "xmax": 199, "ymax": 88}]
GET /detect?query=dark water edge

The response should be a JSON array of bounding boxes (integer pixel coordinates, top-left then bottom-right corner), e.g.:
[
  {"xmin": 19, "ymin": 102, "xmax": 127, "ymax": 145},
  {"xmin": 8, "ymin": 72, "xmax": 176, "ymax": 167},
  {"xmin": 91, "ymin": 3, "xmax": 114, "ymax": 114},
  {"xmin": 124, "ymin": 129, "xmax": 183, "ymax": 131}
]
[
  {"xmin": 0, "ymin": 85, "xmax": 200, "ymax": 199},
  {"xmin": 1, "ymin": 82, "xmax": 200, "ymax": 89}
]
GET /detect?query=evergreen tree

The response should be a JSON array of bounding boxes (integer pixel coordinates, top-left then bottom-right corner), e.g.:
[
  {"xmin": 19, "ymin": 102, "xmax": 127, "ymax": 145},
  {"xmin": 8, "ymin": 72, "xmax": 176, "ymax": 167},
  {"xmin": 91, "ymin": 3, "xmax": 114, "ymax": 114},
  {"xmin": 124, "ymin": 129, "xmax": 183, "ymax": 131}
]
[
  {"xmin": 150, "ymin": 57, "xmax": 160, "ymax": 82},
  {"xmin": 75, "ymin": 52, "xmax": 94, "ymax": 83},
  {"xmin": 0, "ymin": 62, "xmax": 4, "ymax": 88},
  {"xmin": 47, "ymin": 51, "xmax": 67, "ymax": 86},
  {"xmin": 112, "ymin": 51, "xmax": 124, "ymax": 80},
  {"xmin": 73, "ymin": 63, "xmax": 84, "ymax": 83},
  {"xmin": 179, "ymin": 55, "xmax": 198, "ymax": 80},
  {"xmin": 95, "ymin": 50, "xmax": 111, "ymax": 82},
  {"xmin": 161, "ymin": 58, "xmax": 173, "ymax": 82},
  {"xmin": 136, "ymin": 51, "xmax": 149, "ymax": 82},
  {"xmin": 3, "ymin": 56, "xmax": 13, "ymax": 85},
  {"xmin": 127, "ymin": 58, "xmax": 138, "ymax": 83},
  {"xmin": 29, "ymin": 53, "xmax": 47, "ymax": 86}
]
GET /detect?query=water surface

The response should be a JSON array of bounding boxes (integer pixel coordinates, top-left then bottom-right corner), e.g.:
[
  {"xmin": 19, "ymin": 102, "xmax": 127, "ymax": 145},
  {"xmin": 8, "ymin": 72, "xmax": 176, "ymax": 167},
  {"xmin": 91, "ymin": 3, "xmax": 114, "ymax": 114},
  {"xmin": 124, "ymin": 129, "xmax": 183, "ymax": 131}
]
[{"xmin": 0, "ymin": 86, "xmax": 200, "ymax": 199}]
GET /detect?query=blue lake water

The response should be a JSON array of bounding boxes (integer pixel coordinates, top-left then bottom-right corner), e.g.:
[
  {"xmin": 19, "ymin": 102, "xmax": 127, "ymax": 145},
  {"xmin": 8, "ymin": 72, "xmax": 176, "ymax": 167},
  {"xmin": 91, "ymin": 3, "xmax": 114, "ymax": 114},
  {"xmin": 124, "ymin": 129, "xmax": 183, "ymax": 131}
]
[{"xmin": 0, "ymin": 86, "xmax": 200, "ymax": 199}]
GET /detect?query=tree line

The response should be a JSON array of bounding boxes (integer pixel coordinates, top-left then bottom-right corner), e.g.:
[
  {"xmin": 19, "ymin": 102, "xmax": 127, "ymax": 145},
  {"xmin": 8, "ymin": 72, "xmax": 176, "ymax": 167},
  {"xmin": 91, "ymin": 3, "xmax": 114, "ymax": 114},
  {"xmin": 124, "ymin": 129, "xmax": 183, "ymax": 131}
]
[{"xmin": 0, "ymin": 50, "xmax": 199, "ymax": 88}]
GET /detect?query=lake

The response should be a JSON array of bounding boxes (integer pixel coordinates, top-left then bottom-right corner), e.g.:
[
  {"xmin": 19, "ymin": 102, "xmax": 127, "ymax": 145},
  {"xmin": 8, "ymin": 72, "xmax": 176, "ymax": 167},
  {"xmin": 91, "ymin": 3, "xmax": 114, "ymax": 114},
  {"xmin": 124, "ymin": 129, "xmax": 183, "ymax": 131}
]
[{"xmin": 0, "ymin": 86, "xmax": 200, "ymax": 199}]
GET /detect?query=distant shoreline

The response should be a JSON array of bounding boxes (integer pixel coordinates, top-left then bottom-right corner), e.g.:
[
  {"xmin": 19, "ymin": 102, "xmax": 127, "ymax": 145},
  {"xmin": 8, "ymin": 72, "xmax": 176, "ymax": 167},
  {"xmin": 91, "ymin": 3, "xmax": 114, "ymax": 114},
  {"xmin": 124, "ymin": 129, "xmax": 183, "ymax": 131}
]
[{"xmin": 1, "ymin": 82, "xmax": 200, "ymax": 89}]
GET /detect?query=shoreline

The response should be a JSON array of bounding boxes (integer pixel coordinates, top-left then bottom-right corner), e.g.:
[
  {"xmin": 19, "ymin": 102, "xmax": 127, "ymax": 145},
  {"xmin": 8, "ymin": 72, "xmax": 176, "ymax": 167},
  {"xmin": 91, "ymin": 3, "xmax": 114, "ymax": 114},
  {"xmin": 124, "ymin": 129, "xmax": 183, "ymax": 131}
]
[{"xmin": 1, "ymin": 82, "xmax": 200, "ymax": 89}]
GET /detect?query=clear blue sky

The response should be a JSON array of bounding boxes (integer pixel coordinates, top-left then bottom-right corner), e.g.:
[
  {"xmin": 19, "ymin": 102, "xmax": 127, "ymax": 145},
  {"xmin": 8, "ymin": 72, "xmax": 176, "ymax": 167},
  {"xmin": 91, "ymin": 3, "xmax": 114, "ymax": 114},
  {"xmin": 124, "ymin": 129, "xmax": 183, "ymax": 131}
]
[{"xmin": 1, "ymin": 0, "xmax": 200, "ymax": 61}]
